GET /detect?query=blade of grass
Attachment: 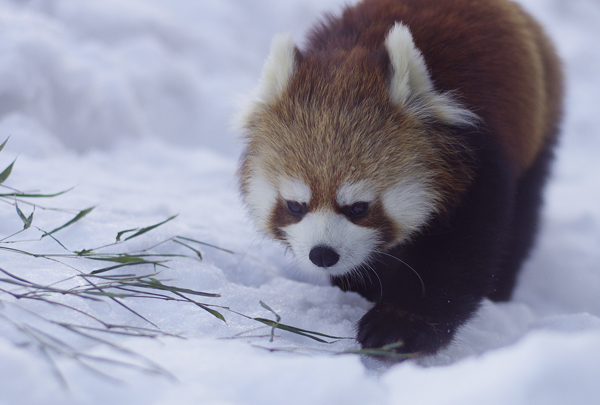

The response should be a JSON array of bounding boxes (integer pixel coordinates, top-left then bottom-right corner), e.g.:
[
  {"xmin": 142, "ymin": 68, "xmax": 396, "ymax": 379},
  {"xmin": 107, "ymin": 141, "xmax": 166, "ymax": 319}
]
[
  {"xmin": 136, "ymin": 282, "xmax": 226, "ymax": 322},
  {"xmin": 42, "ymin": 206, "xmax": 95, "ymax": 238},
  {"xmin": 0, "ymin": 137, "xmax": 8, "ymax": 153},
  {"xmin": 192, "ymin": 302, "xmax": 226, "ymax": 322},
  {"xmin": 88, "ymin": 261, "xmax": 153, "ymax": 275},
  {"xmin": 84, "ymin": 255, "xmax": 165, "ymax": 265},
  {"xmin": 79, "ymin": 275, "xmax": 159, "ymax": 328},
  {"xmin": 175, "ymin": 236, "xmax": 234, "ymax": 254},
  {"xmin": 259, "ymin": 301, "xmax": 281, "ymax": 323},
  {"xmin": 123, "ymin": 215, "xmax": 178, "ymax": 241},
  {"xmin": 341, "ymin": 342, "xmax": 414, "ymax": 360},
  {"xmin": 172, "ymin": 238, "xmax": 202, "ymax": 260},
  {"xmin": 133, "ymin": 278, "xmax": 221, "ymax": 298},
  {"xmin": 116, "ymin": 228, "xmax": 138, "ymax": 242},
  {"xmin": 0, "ymin": 188, "xmax": 74, "ymax": 198},
  {"xmin": 259, "ymin": 300, "xmax": 281, "ymax": 342},
  {"xmin": 15, "ymin": 203, "xmax": 34, "ymax": 229},
  {"xmin": 252, "ymin": 318, "xmax": 349, "ymax": 343},
  {"xmin": 0, "ymin": 158, "xmax": 16, "ymax": 184}
]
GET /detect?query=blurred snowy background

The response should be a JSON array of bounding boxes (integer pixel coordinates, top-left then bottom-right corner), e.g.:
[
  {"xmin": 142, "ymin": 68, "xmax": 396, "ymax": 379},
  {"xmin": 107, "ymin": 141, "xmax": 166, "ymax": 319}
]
[{"xmin": 0, "ymin": 0, "xmax": 599, "ymax": 404}]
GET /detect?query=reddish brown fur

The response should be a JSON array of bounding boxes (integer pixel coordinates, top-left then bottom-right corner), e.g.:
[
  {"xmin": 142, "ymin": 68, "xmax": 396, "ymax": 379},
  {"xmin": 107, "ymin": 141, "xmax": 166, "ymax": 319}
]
[
  {"xmin": 305, "ymin": 0, "xmax": 563, "ymax": 175},
  {"xmin": 240, "ymin": 0, "xmax": 562, "ymax": 228},
  {"xmin": 241, "ymin": 45, "xmax": 473, "ymax": 223},
  {"xmin": 238, "ymin": 0, "xmax": 563, "ymax": 354}
]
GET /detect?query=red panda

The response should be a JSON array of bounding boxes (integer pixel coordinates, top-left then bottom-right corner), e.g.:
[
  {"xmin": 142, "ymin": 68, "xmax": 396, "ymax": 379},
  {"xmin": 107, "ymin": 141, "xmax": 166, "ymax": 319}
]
[{"xmin": 237, "ymin": 0, "xmax": 563, "ymax": 355}]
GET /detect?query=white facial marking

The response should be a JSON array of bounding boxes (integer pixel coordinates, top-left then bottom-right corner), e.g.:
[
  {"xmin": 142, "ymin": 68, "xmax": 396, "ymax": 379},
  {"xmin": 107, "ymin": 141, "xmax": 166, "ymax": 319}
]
[
  {"xmin": 283, "ymin": 209, "xmax": 379, "ymax": 277},
  {"xmin": 279, "ymin": 178, "xmax": 311, "ymax": 204},
  {"xmin": 382, "ymin": 177, "xmax": 439, "ymax": 241},
  {"xmin": 245, "ymin": 170, "xmax": 278, "ymax": 233},
  {"xmin": 385, "ymin": 22, "xmax": 479, "ymax": 127},
  {"xmin": 336, "ymin": 180, "xmax": 376, "ymax": 206}
]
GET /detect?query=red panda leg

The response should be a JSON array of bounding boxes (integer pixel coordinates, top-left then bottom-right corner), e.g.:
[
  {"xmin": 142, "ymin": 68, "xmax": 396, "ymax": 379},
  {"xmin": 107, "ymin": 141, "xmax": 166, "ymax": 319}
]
[
  {"xmin": 338, "ymin": 136, "xmax": 518, "ymax": 354},
  {"xmin": 488, "ymin": 138, "xmax": 557, "ymax": 301}
]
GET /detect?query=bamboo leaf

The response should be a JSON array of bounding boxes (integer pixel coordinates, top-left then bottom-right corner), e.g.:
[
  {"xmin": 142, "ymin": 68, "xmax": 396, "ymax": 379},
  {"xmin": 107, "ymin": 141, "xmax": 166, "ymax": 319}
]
[
  {"xmin": 128, "ymin": 278, "xmax": 221, "ymax": 298},
  {"xmin": 42, "ymin": 206, "xmax": 95, "ymax": 237},
  {"xmin": 259, "ymin": 300, "xmax": 281, "ymax": 323},
  {"xmin": 86, "ymin": 255, "xmax": 163, "ymax": 265},
  {"xmin": 15, "ymin": 203, "xmax": 34, "ymax": 229},
  {"xmin": 193, "ymin": 302, "xmax": 226, "ymax": 322},
  {"xmin": 175, "ymin": 236, "xmax": 234, "ymax": 254},
  {"xmin": 116, "ymin": 228, "xmax": 138, "ymax": 242},
  {"xmin": 89, "ymin": 261, "xmax": 151, "ymax": 275},
  {"xmin": 172, "ymin": 238, "xmax": 202, "ymax": 260},
  {"xmin": 0, "ymin": 188, "xmax": 74, "ymax": 198},
  {"xmin": 123, "ymin": 215, "xmax": 178, "ymax": 241},
  {"xmin": 259, "ymin": 300, "xmax": 281, "ymax": 342},
  {"xmin": 251, "ymin": 318, "xmax": 349, "ymax": 343},
  {"xmin": 342, "ymin": 342, "xmax": 412, "ymax": 359},
  {"xmin": 0, "ymin": 137, "xmax": 8, "ymax": 153},
  {"xmin": 0, "ymin": 159, "xmax": 16, "ymax": 184}
]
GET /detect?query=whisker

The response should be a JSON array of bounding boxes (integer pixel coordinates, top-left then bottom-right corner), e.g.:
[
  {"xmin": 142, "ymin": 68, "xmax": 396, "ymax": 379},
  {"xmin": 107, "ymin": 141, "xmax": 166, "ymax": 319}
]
[
  {"xmin": 373, "ymin": 249, "xmax": 426, "ymax": 298},
  {"xmin": 360, "ymin": 260, "xmax": 382, "ymax": 299}
]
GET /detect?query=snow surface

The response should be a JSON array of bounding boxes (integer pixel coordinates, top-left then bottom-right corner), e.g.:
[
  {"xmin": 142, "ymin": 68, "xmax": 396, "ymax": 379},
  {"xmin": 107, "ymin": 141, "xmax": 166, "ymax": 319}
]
[{"xmin": 0, "ymin": 0, "xmax": 599, "ymax": 404}]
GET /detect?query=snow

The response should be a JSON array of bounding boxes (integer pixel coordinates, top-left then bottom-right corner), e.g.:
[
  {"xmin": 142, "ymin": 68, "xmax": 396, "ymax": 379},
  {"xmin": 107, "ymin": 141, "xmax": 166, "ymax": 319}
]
[{"xmin": 0, "ymin": 0, "xmax": 599, "ymax": 404}]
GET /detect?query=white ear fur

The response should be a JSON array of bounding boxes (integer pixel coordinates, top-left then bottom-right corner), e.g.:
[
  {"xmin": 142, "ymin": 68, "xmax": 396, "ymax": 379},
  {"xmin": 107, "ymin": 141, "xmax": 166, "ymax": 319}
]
[
  {"xmin": 233, "ymin": 33, "xmax": 297, "ymax": 131},
  {"xmin": 385, "ymin": 23, "xmax": 479, "ymax": 127},
  {"xmin": 256, "ymin": 33, "xmax": 297, "ymax": 104}
]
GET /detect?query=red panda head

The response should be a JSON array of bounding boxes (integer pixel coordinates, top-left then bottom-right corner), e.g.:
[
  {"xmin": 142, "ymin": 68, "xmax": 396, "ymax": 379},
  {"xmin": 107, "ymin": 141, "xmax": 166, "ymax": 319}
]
[{"xmin": 238, "ymin": 23, "xmax": 477, "ymax": 277}]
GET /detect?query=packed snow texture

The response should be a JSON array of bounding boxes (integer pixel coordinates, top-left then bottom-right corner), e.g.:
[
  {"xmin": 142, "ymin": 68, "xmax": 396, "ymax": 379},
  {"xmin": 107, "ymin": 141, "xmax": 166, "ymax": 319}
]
[{"xmin": 0, "ymin": 0, "xmax": 599, "ymax": 404}]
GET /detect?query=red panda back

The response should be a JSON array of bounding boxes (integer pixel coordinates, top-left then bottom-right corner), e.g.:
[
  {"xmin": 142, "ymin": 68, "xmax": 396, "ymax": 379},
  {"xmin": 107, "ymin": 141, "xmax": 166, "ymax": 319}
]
[{"xmin": 305, "ymin": 0, "xmax": 563, "ymax": 176}]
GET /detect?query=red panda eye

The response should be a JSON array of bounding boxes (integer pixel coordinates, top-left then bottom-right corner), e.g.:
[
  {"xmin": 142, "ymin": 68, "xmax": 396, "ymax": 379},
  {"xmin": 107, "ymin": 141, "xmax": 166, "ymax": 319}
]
[
  {"xmin": 286, "ymin": 201, "xmax": 306, "ymax": 217},
  {"xmin": 346, "ymin": 202, "xmax": 369, "ymax": 219}
]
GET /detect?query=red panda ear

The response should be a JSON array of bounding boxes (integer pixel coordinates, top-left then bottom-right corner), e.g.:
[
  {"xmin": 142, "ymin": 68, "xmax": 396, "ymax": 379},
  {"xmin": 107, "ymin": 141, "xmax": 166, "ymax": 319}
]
[
  {"xmin": 385, "ymin": 23, "xmax": 479, "ymax": 127},
  {"xmin": 255, "ymin": 33, "xmax": 299, "ymax": 104}
]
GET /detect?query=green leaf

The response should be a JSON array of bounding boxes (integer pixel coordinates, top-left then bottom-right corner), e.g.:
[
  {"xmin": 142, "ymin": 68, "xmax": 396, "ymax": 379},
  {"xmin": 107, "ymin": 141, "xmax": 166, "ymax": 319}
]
[
  {"xmin": 86, "ymin": 255, "xmax": 161, "ymax": 265},
  {"xmin": 129, "ymin": 278, "xmax": 221, "ymax": 298},
  {"xmin": 0, "ymin": 137, "xmax": 8, "ymax": 153},
  {"xmin": 116, "ymin": 228, "xmax": 138, "ymax": 242},
  {"xmin": 0, "ymin": 158, "xmax": 16, "ymax": 184},
  {"xmin": 342, "ymin": 342, "xmax": 412, "ymax": 359},
  {"xmin": 42, "ymin": 206, "xmax": 95, "ymax": 237},
  {"xmin": 15, "ymin": 203, "xmax": 34, "ymax": 229},
  {"xmin": 89, "ymin": 261, "xmax": 152, "ymax": 275},
  {"xmin": 123, "ymin": 215, "xmax": 178, "ymax": 241},
  {"xmin": 259, "ymin": 301, "xmax": 281, "ymax": 342},
  {"xmin": 175, "ymin": 236, "xmax": 234, "ymax": 254},
  {"xmin": 193, "ymin": 302, "xmax": 226, "ymax": 322},
  {"xmin": 172, "ymin": 238, "xmax": 202, "ymax": 260},
  {"xmin": 252, "ymin": 318, "xmax": 348, "ymax": 343},
  {"xmin": 259, "ymin": 300, "xmax": 281, "ymax": 322},
  {"xmin": 0, "ymin": 188, "xmax": 74, "ymax": 198}
]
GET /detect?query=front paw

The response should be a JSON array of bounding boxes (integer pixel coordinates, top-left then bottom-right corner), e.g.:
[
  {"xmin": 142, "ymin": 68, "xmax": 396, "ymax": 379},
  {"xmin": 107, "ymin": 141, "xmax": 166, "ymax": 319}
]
[{"xmin": 357, "ymin": 303, "xmax": 454, "ymax": 355}]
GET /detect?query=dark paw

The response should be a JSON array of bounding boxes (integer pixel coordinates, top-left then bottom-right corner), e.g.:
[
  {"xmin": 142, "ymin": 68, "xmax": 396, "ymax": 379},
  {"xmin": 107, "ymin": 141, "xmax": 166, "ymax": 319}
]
[{"xmin": 357, "ymin": 303, "xmax": 454, "ymax": 355}]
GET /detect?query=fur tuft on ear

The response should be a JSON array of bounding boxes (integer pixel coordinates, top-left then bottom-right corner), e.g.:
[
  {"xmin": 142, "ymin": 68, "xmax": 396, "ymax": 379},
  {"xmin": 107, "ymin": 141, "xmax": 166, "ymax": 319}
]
[
  {"xmin": 256, "ymin": 33, "xmax": 297, "ymax": 104},
  {"xmin": 385, "ymin": 23, "xmax": 479, "ymax": 127}
]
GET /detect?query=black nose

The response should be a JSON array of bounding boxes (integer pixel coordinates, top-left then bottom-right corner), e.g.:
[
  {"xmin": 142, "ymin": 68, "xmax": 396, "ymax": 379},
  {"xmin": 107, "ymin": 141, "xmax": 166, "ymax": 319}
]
[{"xmin": 309, "ymin": 246, "xmax": 340, "ymax": 268}]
